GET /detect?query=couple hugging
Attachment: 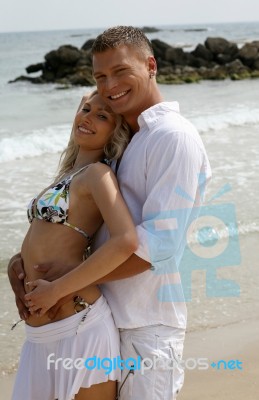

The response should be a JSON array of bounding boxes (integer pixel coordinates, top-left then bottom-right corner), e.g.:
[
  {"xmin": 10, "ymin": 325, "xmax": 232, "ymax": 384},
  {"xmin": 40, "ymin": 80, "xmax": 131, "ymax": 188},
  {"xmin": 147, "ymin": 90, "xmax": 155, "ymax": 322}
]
[{"xmin": 8, "ymin": 25, "xmax": 211, "ymax": 400}]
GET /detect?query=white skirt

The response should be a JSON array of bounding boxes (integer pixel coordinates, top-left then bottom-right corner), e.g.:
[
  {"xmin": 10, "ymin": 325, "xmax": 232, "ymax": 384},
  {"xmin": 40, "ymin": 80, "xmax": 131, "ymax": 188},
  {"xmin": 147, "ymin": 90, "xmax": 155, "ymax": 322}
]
[{"xmin": 12, "ymin": 295, "xmax": 121, "ymax": 400}]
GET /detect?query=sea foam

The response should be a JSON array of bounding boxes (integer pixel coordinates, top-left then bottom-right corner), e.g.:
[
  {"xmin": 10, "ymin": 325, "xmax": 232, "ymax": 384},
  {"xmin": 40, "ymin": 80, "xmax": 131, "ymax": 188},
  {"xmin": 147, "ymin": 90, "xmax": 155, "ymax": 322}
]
[
  {"xmin": 0, "ymin": 124, "xmax": 70, "ymax": 163},
  {"xmin": 1, "ymin": 106, "xmax": 259, "ymax": 163},
  {"xmin": 191, "ymin": 107, "xmax": 259, "ymax": 133}
]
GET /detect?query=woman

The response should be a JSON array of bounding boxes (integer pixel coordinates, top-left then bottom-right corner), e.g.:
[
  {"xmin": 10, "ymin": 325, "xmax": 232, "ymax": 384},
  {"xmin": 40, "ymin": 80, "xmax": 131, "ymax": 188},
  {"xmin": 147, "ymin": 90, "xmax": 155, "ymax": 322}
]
[{"xmin": 12, "ymin": 91, "xmax": 138, "ymax": 400}]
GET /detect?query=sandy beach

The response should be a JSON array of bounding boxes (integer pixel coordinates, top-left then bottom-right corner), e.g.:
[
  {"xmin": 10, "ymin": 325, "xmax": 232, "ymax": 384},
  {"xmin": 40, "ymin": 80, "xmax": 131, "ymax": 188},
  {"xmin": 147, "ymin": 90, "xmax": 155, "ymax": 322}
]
[
  {"xmin": 178, "ymin": 233, "xmax": 259, "ymax": 399},
  {"xmin": 1, "ymin": 318, "xmax": 258, "ymax": 399},
  {"xmin": 178, "ymin": 319, "xmax": 259, "ymax": 400}
]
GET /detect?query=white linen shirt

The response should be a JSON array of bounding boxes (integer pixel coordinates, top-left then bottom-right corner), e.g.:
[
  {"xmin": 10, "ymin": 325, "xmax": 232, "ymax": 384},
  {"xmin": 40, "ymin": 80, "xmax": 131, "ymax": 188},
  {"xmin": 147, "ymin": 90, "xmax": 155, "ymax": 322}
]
[{"xmin": 95, "ymin": 101, "xmax": 212, "ymax": 329}]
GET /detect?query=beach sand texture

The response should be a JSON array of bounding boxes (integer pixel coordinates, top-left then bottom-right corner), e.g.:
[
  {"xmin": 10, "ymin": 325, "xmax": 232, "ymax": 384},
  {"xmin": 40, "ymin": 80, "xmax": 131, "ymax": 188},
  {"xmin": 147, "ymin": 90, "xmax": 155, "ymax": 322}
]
[{"xmin": 180, "ymin": 320, "xmax": 259, "ymax": 400}]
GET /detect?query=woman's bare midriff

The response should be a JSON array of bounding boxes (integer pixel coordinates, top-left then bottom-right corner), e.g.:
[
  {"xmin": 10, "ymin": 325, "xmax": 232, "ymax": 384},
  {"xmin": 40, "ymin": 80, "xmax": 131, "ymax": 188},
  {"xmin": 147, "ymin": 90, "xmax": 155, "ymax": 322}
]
[{"xmin": 22, "ymin": 219, "xmax": 102, "ymax": 327}]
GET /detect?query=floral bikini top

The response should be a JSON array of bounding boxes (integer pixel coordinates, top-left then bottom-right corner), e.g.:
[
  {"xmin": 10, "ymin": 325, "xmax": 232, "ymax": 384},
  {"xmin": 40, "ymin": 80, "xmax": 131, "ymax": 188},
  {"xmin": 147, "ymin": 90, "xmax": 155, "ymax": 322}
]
[{"xmin": 27, "ymin": 166, "xmax": 92, "ymax": 241}]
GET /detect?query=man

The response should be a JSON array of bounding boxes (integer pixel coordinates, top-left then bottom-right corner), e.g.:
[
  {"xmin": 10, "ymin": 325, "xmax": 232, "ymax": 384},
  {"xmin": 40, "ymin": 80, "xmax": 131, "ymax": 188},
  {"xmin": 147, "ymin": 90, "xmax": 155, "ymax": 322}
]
[{"xmin": 8, "ymin": 26, "xmax": 211, "ymax": 399}]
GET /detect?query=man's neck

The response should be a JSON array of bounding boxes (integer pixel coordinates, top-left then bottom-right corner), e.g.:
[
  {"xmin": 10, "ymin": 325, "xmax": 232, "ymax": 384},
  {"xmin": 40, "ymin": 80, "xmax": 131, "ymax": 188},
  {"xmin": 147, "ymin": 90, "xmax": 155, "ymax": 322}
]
[
  {"xmin": 126, "ymin": 114, "xmax": 141, "ymax": 134},
  {"xmin": 125, "ymin": 90, "xmax": 164, "ymax": 134}
]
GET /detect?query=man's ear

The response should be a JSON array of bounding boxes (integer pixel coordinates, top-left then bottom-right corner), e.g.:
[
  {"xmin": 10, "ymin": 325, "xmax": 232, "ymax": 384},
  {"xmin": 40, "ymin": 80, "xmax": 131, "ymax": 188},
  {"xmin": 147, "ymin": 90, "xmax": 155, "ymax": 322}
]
[{"xmin": 148, "ymin": 56, "xmax": 157, "ymax": 76}]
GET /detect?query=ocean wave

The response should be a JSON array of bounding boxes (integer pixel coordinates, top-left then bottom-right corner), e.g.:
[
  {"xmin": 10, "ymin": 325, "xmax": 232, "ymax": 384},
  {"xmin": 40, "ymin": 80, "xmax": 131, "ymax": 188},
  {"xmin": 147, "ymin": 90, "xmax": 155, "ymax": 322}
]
[
  {"xmin": 1, "ymin": 107, "xmax": 259, "ymax": 163},
  {"xmin": 191, "ymin": 108, "xmax": 259, "ymax": 133},
  {"xmin": 0, "ymin": 124, "xmax": 71, "ymax": 163}
]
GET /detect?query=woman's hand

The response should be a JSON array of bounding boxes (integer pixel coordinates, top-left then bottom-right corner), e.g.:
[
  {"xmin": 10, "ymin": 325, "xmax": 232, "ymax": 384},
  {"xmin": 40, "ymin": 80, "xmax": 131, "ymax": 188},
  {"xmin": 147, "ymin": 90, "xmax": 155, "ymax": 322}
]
[{"xmin": 24, "ymin": 280, "xmax": 59, "ymax": 317}]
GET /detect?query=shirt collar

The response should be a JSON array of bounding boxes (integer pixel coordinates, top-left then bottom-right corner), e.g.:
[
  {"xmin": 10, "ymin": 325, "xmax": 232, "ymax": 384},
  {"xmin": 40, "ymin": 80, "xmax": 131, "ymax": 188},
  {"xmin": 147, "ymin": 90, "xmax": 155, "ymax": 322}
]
[{"xmin": 138, "ymin": 101, "xmax": 180, "ymax": 130}]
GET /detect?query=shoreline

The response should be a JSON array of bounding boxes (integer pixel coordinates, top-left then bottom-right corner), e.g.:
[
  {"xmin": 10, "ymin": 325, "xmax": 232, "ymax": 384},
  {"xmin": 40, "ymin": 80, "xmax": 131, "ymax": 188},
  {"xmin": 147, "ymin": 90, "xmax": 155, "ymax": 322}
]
[{"xmin": 2, "ymin": 318, "xmax": 258, "ymax": 399}]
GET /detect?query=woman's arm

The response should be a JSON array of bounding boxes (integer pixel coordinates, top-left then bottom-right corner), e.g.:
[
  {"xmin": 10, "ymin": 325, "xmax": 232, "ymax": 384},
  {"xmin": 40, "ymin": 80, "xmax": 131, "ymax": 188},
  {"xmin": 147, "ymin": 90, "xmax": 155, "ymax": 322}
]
[{"xmin": 25, "ymin": 163, "xmax": 138, "ymax": 315}]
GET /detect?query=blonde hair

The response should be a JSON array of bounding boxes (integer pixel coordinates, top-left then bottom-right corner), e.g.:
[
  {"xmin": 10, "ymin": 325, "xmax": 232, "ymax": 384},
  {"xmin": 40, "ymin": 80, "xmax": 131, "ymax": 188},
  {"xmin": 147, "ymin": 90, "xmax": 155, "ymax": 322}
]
[{"xmin": 55, "ymin": 91, "xmax": 130, "ymax": 182}]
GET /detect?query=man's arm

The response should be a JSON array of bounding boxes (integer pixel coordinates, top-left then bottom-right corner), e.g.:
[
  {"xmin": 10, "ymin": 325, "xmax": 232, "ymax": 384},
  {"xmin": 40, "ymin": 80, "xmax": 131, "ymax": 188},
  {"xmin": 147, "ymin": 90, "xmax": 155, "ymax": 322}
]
[
  {"xmin": 94, "ymin": 253, "xmax": 150, "ymax": 284},
  {"xmin": 7, "ymin": 252, "xmax": 82, "ymax": 319},
  {"xmin": 46, "ymin": 254, "xmax": 150, "ymax": 319},
  {"xmin": 7, "ymin": 253, "xmax": 29, "ymax": 320}
]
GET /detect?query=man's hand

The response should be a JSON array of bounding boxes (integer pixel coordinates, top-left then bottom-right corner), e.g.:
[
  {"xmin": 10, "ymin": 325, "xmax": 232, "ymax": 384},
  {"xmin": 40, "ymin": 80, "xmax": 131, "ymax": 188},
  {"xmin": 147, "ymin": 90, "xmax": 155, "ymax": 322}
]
[{"xmin": 7, "ymin": 254, "xmax": 29, "ymax": 320}]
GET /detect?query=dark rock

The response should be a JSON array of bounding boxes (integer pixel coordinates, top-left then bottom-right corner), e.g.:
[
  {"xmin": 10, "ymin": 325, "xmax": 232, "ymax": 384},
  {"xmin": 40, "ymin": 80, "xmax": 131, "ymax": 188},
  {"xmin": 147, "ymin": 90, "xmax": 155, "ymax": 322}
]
[
  {"xmin": 76, "ymin": 50, "xmax": 92, "ymax": 67},
  {"xmin": 41, "ymin": 69, "xmax": 56, "ymax": 82},
  {"xmin": 226, "ymin": 59, "xmax": 246, "ymax": 71},
  {"xmin": 251, "ymin": 41, "xmax": 259, "ymax": 49},
  {"xmin": 191, "ymin": 44, "xmax": 213, "ymax": 61},
  {"xmin": 141, "ymin": 26, "xmax": 160, "ymax": 33},
  {"xmin": 253, "ymin": 58, "xmax": 259, "ymax": 70},
  {"xmin": 26, "ymin": 63, "xmax": 44, "ymax": 73},
  {"xmin": 157, "ymin": 66, "xmax": 201, "ymax": 84},
  {"xmin": 216, "ymin": 53, "xmax": 235, "ymax": 65},
  {"xmin": 184, "ymin": 28, "xmax": 208, "ymax": 32},
  {"xmin": 8, "ymin": 75, "xmax": 45, "ymax": 84},
  {"xmin": 67, "ymin": 66, "xmax": 94, "ymax": 86},
  {"xmin": 230, "ymin": 70, "xmax": 251, "ymax": 80},
  {"xmin": 157, "ymin": 66, "xmax": 175, "ymax": 76},
  {"xmin": 52, "ymin": 66, "xmax": 94, "ymax": 86},
  {"xmin": 151, "ymin": 39, "xmax": 173, "ymax": 60},
  {"xmin": 199, "ymin": 66, "xmax": 228, "ymax": 80},
  {"xmin": 45, "ymin": 45, "xmax": 81, "ymax": 69},
  {"xmin": 251, "ymin": 70, "xmax": 259, "ymax": 78},
  {"xmin": 9, "ymin": 36, "xmax": 259, "ymax": 86},
  {"xmin": 188, "ymin": 56, "xmax": 212, "ymax": 68},
  {"xmin": 81, "ymin": 39, "xmax": 96, "ymax": 51},
  {"xmin": 165, "ymin": 47, "xmax": 190, "ymax": 66},
  {"xmin": 238, "ymin": 43, "xmax": 259, "ymax": 67},
  {"xmin": 205, "ymin": 37, "xmax": 238, "ymax": 58},
  {"xmin": 225, "ymin": 59, "xmax": 251, "ymax": 79},
  {"xmin": 156, "ymin": 59, "xmax": 173, "ymax": 69},
  {"xmin": 55, "ymin": 66, "xmax": 76, "ymax": 80}
]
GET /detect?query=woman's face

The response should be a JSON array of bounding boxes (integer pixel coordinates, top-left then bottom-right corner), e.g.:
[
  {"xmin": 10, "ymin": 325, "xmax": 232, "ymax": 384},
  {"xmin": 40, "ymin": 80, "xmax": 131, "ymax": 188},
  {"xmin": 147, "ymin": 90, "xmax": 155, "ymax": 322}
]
[{"xmin": 73, "ymin": 93, "xmax": 116, "ymax": 151}]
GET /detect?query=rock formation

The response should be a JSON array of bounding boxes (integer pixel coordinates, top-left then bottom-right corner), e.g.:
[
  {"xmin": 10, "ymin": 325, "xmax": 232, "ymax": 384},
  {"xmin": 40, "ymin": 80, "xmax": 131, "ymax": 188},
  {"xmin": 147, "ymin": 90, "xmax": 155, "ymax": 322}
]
[{"xmin": 9, "ymin": 36, "xmax": 259, "ymax": 86}]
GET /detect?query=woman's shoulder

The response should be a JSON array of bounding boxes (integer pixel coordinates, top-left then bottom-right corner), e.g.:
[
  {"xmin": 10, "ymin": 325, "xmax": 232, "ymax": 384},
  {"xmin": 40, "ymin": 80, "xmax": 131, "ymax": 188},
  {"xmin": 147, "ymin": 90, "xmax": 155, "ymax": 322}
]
[
  {"xmin": 81, "ymin": 160, "xmax": 115, "ymax": 182},
  {"xmin": 80, "ymin": 161, "xmax": 119, "ymax": 196}
]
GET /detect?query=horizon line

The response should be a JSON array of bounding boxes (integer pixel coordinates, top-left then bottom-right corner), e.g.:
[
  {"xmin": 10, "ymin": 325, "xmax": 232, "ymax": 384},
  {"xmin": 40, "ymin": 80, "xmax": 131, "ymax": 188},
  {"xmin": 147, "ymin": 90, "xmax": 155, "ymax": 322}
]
[{"xmin": 0, "ymin": 20, "xmax": 259, "ymax": 35}]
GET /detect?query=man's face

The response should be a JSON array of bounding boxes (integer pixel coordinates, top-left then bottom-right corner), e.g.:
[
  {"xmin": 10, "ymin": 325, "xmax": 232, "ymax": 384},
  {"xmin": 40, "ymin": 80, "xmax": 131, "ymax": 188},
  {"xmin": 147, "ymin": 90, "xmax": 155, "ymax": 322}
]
[{"xmin": 92, "ymin": 45, "xmax": 153, "ymax": 122}]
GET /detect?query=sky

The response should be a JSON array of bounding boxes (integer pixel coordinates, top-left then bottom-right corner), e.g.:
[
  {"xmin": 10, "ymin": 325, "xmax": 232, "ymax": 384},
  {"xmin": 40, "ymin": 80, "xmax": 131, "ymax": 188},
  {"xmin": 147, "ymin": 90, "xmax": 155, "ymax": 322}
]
[{"xmin": 0, "ymin": 0, "xmax": 259, "ymax": 33}]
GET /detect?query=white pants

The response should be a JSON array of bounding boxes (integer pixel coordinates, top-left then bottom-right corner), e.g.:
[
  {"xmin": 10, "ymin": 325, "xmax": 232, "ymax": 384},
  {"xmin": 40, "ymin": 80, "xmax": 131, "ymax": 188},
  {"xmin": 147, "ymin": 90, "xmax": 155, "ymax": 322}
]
[{"xmin": 117, "ymin": 325, "xmax": 185, "ymax": 400}]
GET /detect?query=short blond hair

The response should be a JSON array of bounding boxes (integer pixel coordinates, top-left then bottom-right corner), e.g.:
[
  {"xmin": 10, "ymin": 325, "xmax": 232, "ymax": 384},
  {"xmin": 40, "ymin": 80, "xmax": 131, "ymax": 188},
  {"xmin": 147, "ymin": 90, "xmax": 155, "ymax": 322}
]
[{"xmin": 92, "ymin": 26, "xmax": 154, "ymax": 59}]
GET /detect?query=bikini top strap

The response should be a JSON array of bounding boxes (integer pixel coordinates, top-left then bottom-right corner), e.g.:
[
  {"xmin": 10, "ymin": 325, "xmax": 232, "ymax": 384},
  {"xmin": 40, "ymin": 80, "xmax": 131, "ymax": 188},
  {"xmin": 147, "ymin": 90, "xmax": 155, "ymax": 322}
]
[{"xmin": 70, "ymin": 164, "xmax": 90, "ymax": 179}]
